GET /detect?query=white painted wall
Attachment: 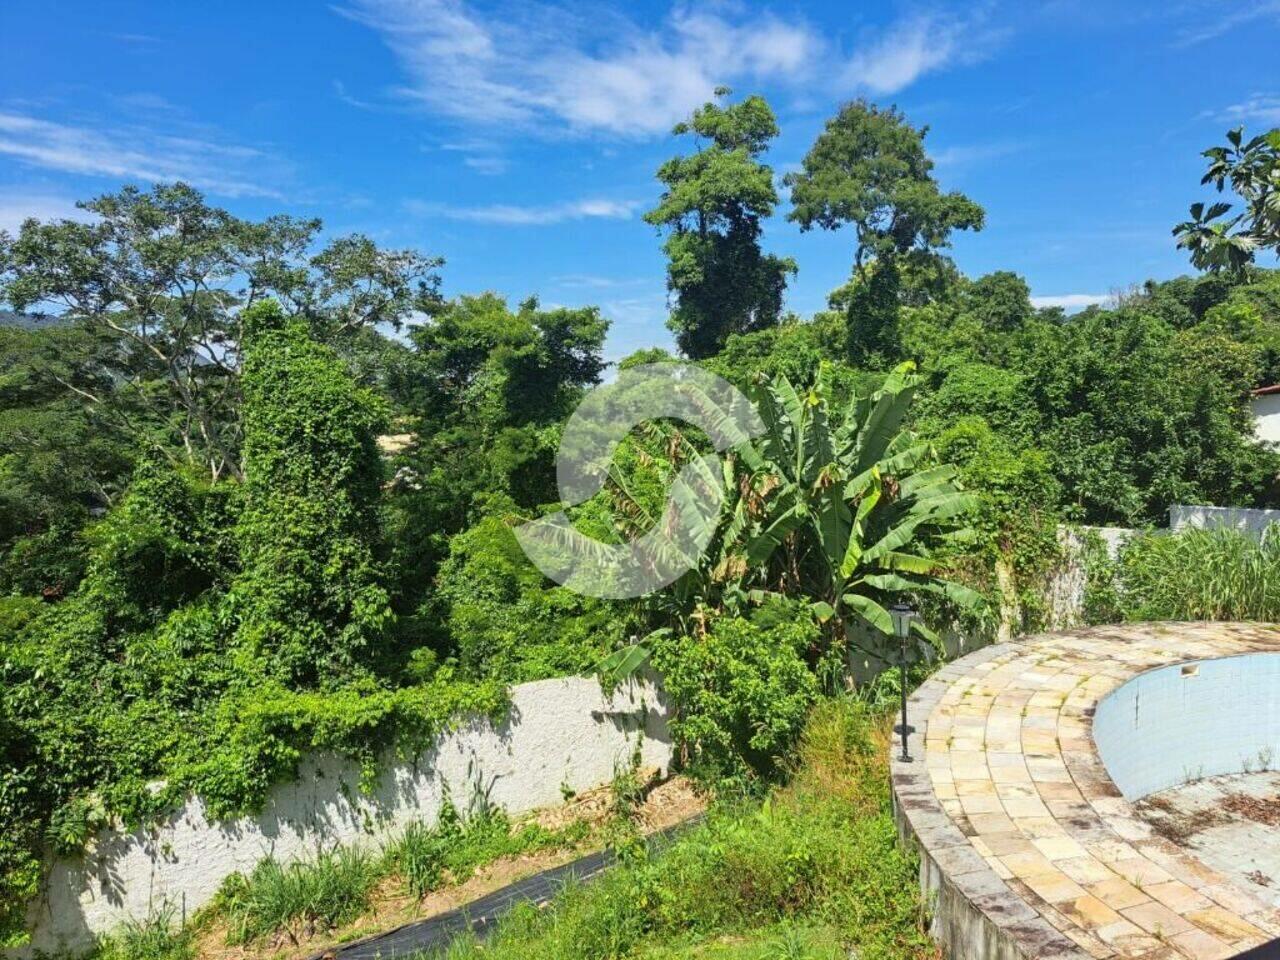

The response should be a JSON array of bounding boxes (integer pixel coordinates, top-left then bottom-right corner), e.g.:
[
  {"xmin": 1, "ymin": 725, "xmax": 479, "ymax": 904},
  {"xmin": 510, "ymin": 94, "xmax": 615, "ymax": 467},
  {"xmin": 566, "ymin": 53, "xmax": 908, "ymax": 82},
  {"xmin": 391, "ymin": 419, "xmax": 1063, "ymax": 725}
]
[
  {"xmin": 9, "ymin": 675, "xmax": 670, "ymax": 958},
  {"xmin": 1251, "ymin": 393, "xmax": 1280, "ymax": 447},
  {"xmin": 1043, "ymin": 526, "xmax": 1137, "ymax": 629},
  {"xmin": 1169, "ymin": 504, "xmax": 1280, "ymax": 536}
]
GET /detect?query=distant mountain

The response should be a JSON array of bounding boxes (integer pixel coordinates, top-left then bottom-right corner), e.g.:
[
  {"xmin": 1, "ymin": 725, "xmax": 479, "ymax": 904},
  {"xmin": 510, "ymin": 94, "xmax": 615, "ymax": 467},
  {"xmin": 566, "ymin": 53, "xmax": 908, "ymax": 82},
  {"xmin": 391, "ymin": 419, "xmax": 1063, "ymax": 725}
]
[{"xmin": 0, "ymin": 310, "xmax": 62, "ymax": 330}]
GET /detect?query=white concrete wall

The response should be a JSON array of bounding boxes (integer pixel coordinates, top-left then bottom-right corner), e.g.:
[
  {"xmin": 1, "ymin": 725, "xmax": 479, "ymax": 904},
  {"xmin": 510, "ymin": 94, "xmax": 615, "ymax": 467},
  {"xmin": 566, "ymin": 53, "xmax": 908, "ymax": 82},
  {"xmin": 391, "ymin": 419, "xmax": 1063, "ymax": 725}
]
[
  {"xmin": 1251, "ymin": 393, "xmax": 1280, "ymax": 447},
  {"xmin": 1043, "ymin": 526, "xmax": 1137, "ymax": 629},
  {"xmin": 9, "ymin": 675, "xmax": 670, "ymax": 957},
  {"xmin": 1169, "ymin": 504, "xmax": 1280, "ymax": 536}
]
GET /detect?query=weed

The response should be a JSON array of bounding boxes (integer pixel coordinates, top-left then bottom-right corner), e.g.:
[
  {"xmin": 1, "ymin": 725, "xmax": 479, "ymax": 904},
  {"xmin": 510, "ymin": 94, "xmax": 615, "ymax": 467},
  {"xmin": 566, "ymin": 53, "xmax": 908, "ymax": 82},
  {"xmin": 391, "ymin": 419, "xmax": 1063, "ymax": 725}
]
[
  {"xmin": 217, "ymin": 845, "xmax": 379, "ymax": 945},
  {"xmin": 87, "ymin": 902, "xmax": 193, "ymax": 960}
]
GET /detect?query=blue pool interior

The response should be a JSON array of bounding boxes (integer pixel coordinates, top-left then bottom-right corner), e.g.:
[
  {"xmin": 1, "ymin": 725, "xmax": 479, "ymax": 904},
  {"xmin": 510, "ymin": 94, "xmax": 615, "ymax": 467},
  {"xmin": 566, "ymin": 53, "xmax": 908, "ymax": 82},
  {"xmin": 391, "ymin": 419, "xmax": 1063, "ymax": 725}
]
[{"xmin": 1093, "ymin": 652, "xmax": 1280, "ymax": 801}]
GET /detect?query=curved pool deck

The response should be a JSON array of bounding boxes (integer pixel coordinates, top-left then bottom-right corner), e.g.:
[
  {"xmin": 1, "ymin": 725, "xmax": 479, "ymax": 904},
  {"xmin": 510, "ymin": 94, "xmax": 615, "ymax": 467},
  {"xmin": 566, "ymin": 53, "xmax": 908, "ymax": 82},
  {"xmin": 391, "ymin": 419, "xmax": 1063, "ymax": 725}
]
[{"xmin": 891, "ymin": 622, "xmax": 1280, "ymax": 960}]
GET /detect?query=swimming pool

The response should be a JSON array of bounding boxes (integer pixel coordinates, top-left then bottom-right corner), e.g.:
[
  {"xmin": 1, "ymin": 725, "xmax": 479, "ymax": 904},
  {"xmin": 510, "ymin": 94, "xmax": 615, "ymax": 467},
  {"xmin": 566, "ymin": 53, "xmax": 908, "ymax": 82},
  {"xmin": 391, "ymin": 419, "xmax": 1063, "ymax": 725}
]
[{"xmin": 1093, "ymin": 651, "xmax": 1280, "ymax": 800}]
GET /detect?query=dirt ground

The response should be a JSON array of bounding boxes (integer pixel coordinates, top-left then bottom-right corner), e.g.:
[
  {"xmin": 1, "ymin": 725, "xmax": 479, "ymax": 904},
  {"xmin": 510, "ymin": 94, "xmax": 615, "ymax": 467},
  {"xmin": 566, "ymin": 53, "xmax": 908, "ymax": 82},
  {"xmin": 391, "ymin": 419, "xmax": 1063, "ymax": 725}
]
[{"xmin": 190, "ymin": 773, "xmax": 705, "ymax": 960}]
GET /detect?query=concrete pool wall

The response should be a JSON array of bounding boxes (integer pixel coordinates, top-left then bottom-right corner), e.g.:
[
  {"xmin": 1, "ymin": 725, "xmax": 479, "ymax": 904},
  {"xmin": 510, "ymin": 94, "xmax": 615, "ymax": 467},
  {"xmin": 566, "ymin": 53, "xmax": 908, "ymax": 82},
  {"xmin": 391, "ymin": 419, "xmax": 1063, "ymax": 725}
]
[{"xmin": 1093, "ymin": 651, "xmax": 1280, "ymax": 801}]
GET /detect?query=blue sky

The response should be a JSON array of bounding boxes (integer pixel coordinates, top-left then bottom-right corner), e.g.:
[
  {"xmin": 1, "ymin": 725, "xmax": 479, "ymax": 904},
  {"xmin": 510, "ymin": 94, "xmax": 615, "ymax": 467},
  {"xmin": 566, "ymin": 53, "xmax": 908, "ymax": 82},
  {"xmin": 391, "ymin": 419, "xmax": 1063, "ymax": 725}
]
[{"xmin": 1, "ymin": 1, "xmax": 1278, "ymax": 360}]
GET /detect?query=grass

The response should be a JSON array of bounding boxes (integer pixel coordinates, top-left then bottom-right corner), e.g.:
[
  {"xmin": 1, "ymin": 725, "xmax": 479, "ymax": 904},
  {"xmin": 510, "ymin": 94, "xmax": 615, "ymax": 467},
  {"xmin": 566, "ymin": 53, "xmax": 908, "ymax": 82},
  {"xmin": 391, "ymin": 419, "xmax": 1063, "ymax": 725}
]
[
  {"xmin": 198, "ymin": 787, "xmax": 594, "ymax": 948},
  {"xmin": 1115, "ymin": 524, "xmax": 1280, "ymax": 621},
  {"xmin": 83, "ymin": 904, "xmax": 194, "ymax": 960},
  {"xmin": 386, "ymin": 794, "xmax": 590, "ymax": 899},
  {"xmin": 216, "ymin": 844, "xmax": 380, "ymax": 944},
  {"xmin": 416, "ymin": 698, "xmax": 934, "ymax": 960}
]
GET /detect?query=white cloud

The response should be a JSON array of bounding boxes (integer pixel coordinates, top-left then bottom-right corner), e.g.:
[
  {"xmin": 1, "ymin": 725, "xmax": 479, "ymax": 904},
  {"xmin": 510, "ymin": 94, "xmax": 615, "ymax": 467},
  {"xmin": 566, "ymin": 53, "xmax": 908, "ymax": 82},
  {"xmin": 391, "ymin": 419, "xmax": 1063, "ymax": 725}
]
[
  {"xmin": 931, "ymin": 140, "xmax": 1026, "ymax": 169},
  {"xmin": 0, "ymin": 191, "xmax": 86, "ymax": 234},
  {"xmin": 1174, "ymin": 0, "xmax": 1280, "ymax": 47},
  {"xmin": 0, "ymin": 111, "xmax": 287, "ymax": 198},
  {"xmin": 1216, "ymin": 94, "xmax": 1280, "ymax": 127},
  {"xmin": 1030, "ymin": 293, "xmax": 1111, "ymax": 311},
  {"xmin": 406, "ymin": 196, "xmax": 639, "ymax": 225},
  {"xmin": 552, "ymin": 274, "xmax": 648, "ymax": 289},
  {"xmin": 841, "ymin": 15, "xmax": 966, "ymax": 94},
  {"xmin": 342, "ymin": 1, "xmax": 986, "ymax": 137}
]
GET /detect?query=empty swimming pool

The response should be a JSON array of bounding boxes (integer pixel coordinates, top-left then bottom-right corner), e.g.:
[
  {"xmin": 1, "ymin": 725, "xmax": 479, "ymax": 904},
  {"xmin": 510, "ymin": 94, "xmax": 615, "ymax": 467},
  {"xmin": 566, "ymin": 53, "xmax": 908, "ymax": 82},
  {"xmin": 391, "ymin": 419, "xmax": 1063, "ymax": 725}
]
[{"xmin": 1093, "ymin": 651, "xmax": 1280, "ymax": 801}]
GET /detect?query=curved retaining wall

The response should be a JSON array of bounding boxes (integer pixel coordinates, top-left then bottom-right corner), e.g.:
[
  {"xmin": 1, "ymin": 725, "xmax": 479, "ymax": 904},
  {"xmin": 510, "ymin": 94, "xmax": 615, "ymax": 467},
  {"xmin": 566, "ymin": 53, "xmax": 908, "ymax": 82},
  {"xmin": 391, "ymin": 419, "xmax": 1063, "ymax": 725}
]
[
  {"xmin": 1093, "ymin": 652, "xmax": 1280, "ymax": 800},
  {"xmin": 10, "ymin": 675, "xmax": 670, "ymax": 958}
]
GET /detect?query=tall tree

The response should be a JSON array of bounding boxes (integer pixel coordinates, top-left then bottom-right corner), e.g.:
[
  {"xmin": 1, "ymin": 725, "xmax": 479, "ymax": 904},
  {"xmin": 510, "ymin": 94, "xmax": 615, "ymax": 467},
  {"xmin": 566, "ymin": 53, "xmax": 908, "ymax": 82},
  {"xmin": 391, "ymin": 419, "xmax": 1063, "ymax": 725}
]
[
  {"xmin": 1175, "ymin": 126, "xmax": 1280, "ymax": 275},
  {"xmin": 645, "ymin": 89, "xmax": 796, "ymax": 359},
  {"xmin": 786, "ymin": 101, "xmax": 984, "ymax": 362},
  {"xmin": 0, "ymin": 183, "xmax": 442, "ymax": 480}
]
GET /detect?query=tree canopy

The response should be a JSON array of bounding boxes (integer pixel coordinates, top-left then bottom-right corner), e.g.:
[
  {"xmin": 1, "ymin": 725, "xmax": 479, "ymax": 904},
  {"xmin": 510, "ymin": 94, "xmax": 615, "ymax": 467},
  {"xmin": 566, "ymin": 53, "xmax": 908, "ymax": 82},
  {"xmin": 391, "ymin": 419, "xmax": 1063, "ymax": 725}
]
[{"xmin": 645, "ymin": 89, "xmax": 796, "ymax": 359}]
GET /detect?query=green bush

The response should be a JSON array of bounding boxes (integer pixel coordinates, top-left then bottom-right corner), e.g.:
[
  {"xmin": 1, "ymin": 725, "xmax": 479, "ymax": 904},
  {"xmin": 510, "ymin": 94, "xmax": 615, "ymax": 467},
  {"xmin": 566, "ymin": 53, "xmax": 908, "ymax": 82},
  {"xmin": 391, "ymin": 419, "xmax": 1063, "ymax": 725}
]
[
  {"xmin": 651, "ymin": 612, "xmax": 821, "ymax": 785},
  {"xmin": 231, "ymin": 300, "xmax": 392, "ymax": 685},
  {"xmin": 433, "ymin": 507, "xmax": 628, "ymax": 683}
]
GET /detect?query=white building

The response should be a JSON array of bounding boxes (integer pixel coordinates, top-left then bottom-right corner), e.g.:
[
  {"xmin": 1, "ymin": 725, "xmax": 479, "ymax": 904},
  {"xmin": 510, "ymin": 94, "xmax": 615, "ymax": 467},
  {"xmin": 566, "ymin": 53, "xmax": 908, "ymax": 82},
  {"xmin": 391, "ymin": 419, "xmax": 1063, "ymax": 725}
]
[{"xmin": 1250, "ymin": 385, "xmax": 1280, "ymax": 447}]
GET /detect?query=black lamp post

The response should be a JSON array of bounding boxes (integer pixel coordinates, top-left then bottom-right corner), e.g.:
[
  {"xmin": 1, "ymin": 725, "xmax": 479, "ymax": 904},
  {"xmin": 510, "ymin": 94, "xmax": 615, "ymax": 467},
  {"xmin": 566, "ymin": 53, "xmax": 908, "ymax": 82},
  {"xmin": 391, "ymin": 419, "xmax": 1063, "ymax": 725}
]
[{"xmin": 889, "ymin": 602, "xmax": 917, "ymax": 763}]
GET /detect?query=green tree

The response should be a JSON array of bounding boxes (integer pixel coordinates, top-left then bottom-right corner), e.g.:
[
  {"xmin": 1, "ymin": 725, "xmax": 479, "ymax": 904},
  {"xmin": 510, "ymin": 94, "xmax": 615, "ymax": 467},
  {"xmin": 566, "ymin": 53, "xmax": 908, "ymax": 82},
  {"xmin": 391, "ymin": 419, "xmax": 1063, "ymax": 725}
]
[
  {"xmin": 964, "ymin": 271, "xmax": 1034, "ymax": 332},
  {"xmin": 645, "ymin": 89, "xmax": 796, "ymax": 359},
  {"xmin": 230, "ymin": 301, "xmax": 392, "ymax": 685},
  {"xmin": 1175, "ymin": 127, "xmax": 1280, "ymax": 275},
  {"xmin": 786, "ymin": 101, "xmax": 984, "ymax": 361},
  {"xmin": 0, "ymin": 183, "xmax": 442, "ymax": 480},
  {"xmin": 0, "ymin": 322, "xmax": 134, "ymax": 593}
]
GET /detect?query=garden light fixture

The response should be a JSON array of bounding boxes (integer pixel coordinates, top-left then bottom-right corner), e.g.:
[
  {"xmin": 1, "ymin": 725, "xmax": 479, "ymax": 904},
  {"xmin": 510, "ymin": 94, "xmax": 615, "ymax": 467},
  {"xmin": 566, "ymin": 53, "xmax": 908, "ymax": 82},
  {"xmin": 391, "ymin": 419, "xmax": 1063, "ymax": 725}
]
[{"xmin": 890, "ymin": 602, "xmax": 917, "ymax": 763}]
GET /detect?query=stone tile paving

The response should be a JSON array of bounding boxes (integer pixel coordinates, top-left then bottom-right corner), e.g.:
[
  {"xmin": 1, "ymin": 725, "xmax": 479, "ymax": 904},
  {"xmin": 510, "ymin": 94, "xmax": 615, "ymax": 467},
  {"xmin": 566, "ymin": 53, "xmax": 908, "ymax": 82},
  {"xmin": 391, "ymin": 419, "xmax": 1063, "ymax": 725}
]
[
  {"xmin": 891, "ymin": 623, "xmax": 1280, "ymax": 960},
  {"xmin": 1135, "ymin": 771, "xmax": 1280, "ymax": 911}
]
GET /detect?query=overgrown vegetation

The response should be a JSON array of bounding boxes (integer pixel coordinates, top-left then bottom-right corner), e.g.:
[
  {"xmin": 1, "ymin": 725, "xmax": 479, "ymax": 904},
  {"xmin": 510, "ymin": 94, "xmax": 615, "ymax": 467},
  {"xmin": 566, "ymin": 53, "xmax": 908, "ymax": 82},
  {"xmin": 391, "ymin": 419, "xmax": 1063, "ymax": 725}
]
[
  {"xmin": 1085, "ymin": 524, "xmax": 1280, "ymax": 623},
  {"xmin": 0, "ymin": 85, "xmax": 1277, "ymax": 950},
  {"xmin": 415, "ymin": 699, "xmax": 932, "ymax": 960}
]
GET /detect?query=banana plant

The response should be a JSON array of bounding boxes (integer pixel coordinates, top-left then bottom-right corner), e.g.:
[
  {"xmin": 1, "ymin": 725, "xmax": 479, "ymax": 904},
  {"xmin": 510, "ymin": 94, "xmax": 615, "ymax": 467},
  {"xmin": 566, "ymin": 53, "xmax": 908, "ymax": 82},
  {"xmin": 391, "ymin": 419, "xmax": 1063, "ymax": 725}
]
[
  {"xmin": 711, "ymin": 361, "xmax": 982, "ymax": 662},
  {"xmin": 596, "ymin": 360, "xmax": 983, "ymax": 680}
]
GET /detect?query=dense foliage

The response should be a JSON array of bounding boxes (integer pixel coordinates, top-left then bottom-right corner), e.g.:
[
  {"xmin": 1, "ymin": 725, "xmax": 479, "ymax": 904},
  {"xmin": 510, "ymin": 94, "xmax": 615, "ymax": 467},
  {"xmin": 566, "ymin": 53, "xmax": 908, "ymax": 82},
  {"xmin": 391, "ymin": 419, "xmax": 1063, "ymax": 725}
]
[{"xmin": 0, "ymin": 97, "xmax": 1277, "ymax": 949}]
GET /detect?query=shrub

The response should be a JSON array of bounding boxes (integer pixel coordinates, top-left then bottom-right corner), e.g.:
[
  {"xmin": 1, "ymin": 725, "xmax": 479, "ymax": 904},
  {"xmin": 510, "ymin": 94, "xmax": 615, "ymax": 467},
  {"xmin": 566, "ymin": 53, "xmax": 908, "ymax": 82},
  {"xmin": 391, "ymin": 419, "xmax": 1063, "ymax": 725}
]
[
  {"xmin": 231, "ymin": 300, "xmax": 393, "ymax": 685},
  {"xmin": 433, "ymin": 507, "xmax": 628, "ymax": 682},
  {"xmin": 651, "ymin": 612, "xmax": 821, "ymax": 785}
]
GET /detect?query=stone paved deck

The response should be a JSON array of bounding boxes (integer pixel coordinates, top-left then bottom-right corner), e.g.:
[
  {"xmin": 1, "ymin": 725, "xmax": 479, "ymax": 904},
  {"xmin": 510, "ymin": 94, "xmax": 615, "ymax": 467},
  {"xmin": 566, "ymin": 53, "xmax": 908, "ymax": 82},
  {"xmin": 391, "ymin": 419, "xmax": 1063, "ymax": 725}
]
[{"xmin": 890, "ymin": 622, "xmax": 1280, "ymax": 960}]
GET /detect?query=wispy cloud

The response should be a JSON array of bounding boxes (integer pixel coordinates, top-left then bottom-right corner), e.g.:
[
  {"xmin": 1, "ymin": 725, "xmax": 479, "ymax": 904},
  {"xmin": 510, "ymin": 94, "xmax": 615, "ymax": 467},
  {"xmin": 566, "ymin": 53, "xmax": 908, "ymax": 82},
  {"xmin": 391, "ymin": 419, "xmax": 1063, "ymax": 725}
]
[
  {"xmin": 1031, "ymin": 293, "xmax": 1111, "ymax": 311},
  {"xmin": 436, "ymin": 138, "xmax": 508, "ymax": 174},
  {"xmin": 406, "ymin": 196, "xmax": 639, "ymax": 225},
  {"xmin": 931, "ymin": 140, "xmax": 1027, "ymax": 169},
  {"xmin": 840, "ymin": 13, "xmax": 998, "ymax": 94},
  {"xmin": 552, "ymin": 274, "xmax": 649, "ymax": 289},
  {"xmin": 0, "ymin": 190, "xmax": 86, "ymax": 234},
  {"xmin": 1215, "ymin": 94, "xmax": 1280, "ymax": 127},
  {"xmin": 0, "ymin": 112, "xmax": 288, "ymax": 198},
  {"xmin": 340, "ymin": 1, "xmax": 992, "ymax": 137},
  {"xmin": 1173, "ymin": 0, "xmax": 1280, "ymax": 46}
]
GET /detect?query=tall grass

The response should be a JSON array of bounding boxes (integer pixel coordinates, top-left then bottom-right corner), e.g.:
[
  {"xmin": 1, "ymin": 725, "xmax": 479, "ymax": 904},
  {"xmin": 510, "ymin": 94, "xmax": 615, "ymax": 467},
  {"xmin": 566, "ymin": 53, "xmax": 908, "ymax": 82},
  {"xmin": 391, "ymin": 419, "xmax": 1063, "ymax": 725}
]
[
  {"xmin": 1116, "ymin": 525, "xmax": 1280, "ymax": 622},
  {"xmin": 211, "ymin": 791, "xmax": 589, "ymax": 946},
  {"xmin": 218, "ymin": 845, "xmax": 379, "ymax": 944},
  {"xmin": 86, "ymin": 903, "xmax": 193, "ymax": 960},
  {"xmin": 386, "ymin": 795, "xmax": 587, "ymax": 900},
  {"xmin": 418, "ymin": 700, "xmax": 932, "ymax": 960}
]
